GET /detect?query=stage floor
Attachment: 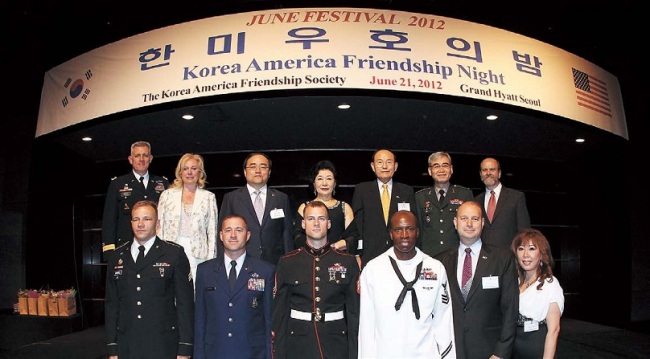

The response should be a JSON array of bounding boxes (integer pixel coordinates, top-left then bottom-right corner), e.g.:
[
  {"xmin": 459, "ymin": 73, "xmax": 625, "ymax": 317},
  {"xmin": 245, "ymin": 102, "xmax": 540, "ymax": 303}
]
[{"xmin": 1, "ymin": 317, "xmax": 649, "ymax": 358}]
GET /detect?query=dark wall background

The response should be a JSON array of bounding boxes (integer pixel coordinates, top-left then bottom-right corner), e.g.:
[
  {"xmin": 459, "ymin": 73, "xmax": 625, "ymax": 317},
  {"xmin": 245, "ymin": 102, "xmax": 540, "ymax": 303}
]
[{"xmin": 1, "ymin": 0, "xmax": 647, "ymax": 333}]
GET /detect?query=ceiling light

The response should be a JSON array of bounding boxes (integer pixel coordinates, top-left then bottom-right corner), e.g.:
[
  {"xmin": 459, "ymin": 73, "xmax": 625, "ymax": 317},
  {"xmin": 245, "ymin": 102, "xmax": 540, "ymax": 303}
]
[
  {"xmin": 486, "ymin": 115, "xmax": 498, "ymax": 120},
  {"xmin": 338, "ymin": 103, "xmax": 350, "ymax": 110},
  {"xmin": 82, "ymin": 136, "xmax": 92, "ymax": 142},
  {"xmin": 575, "ymin": 138, "xmax": 585, "ymax": 143},
  {"xmin": 182, "ymin": 114, "xmax": 194, "ymax": 120}
]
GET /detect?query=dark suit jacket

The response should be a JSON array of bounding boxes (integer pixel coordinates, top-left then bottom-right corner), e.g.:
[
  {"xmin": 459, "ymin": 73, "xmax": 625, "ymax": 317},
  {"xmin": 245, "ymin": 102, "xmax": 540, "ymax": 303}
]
[
  {"xmin": 219, "ymin": 187, "xmax": 293, "ymax": 265},
  {"xmin": 105, "ymin": 237, "xmax": 194, "ymax": 358},
  {"xmin": 351, "ymin": 180, "xmax": 416, "ymax": 266},
  {"xmin": 102, "ymin": 172, "xmax": 169, "ymax": 253},
  {"xmin": 475, "ymin": 186, "xmax": 531, "ymax": 248},
  {"xmin": 194, "ymin": 254, "xmax": 275, "ymax": 359},
  {"xmin": 436, "ymin": 243, "xmax": 519, "ymax": 359}
]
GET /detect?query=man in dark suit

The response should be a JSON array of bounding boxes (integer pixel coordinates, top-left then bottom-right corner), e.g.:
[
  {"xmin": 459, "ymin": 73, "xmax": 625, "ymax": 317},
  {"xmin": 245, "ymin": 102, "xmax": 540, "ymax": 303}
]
[
  {"xmin": 352, "ymin": 149, "xmax": 416, "ymax": 267},
  {"xmin": 105, "ymin": 200, "xmax": 194, "ymax": 359},
  {"xmin": 436, "ymin": 200, "xmax": 518, "ymax": 359},
  {"xmin": 475, "ymin": 157, "xmax": 531, "ymax": 248},
  {"xmin": 102, "ymin": 141, "xmax": 169, "ymax": 259},
  {"xmin": 194, "ymin": 214, "xmax": 275, "ymax": 359},
  {"xmin": 219, "ymin": 152, "xmax": 293, "ymax": 265},
  {"xmin": 415, "ymin": 151, "xmax": 474, "ymax": 257}
]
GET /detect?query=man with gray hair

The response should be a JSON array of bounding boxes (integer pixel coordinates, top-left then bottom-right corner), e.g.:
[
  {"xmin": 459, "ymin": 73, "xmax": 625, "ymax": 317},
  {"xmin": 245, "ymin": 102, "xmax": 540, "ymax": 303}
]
[
  {"xmin": 415, "ymin": 152, "xmax": 473, "ymax": 257},
  {"xmin": 102, "ymin": 141, "xmax": 169, "ymax": 259}
]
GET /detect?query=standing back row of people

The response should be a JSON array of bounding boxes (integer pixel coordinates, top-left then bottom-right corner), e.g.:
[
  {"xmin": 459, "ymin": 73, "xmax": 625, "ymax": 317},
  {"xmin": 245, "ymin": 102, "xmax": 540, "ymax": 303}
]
[{"xmin": 101, "ymin": 144, "xmax": 531, "ymax": 268}]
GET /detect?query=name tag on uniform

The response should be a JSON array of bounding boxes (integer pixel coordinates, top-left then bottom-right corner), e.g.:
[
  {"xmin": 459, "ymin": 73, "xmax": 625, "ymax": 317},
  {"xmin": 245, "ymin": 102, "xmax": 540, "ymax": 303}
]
[
  {"xmin": 524, "ymin": 320, "xmax": 539, "ymax": 332},
  {"xmin": 398, "ymin": 203, "xmax": 410, "ymax": 211},
  {"xmin": 270, "ymin": 208, "xmax": 285, "ymax": 219},
  {"xmin": 482, "ymin": 276, "xmax": 499, "ymax": 289}
]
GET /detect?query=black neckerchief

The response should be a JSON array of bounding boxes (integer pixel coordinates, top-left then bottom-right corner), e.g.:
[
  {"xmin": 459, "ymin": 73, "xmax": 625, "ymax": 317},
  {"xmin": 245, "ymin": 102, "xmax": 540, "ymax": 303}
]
[{"xmin": 389, "ymin": 256, "xmax": 423, "ymax": 319}]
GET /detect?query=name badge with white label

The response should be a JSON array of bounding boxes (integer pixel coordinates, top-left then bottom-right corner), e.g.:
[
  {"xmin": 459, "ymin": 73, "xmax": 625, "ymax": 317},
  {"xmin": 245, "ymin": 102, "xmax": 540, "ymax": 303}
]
[
  {"xmin": 482, "ymin": 276, "xmax": 499, "ymax": 289},
  {"xmin": 524, "ymin": 320, "xmax": 539, "ymax": 332},
  {"xmin": 398, "ymin": 203, "xmax": 411, "ymax": 211},
  {"xmin": 270, "ymin": 208, "xmax": 285, "ymax": 219}
]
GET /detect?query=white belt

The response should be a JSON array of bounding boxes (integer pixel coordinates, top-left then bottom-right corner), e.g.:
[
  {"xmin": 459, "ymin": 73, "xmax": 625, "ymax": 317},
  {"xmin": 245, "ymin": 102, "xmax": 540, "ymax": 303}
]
[{"xmin": 290, "ymin": 309, "xmax": 344, "ymax": 322}]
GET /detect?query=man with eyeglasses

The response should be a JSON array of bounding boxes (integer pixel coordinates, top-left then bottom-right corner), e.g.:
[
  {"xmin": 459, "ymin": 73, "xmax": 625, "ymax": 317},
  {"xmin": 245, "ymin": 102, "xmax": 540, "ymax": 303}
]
[
  {"xmin": 102, "ymin": 141, "xmax": 169, "ymax": 262},
  {"xmin": 359, "ymin": 210, "xmax": 455, "ymax": 359},
  {"xmin": 105, "ymin": 200, "xmax": 194, "ymax": 359},
  {"xmin": 219, "ymin": 152, "xmax": 293, "ymax": 265},
  {"xmin": 435, "ymin": 201, "xmax": 518, "ymax": 359},
  {"xmin": 415, "ymin": 151, "xmax": 474, "ymax": 257}
]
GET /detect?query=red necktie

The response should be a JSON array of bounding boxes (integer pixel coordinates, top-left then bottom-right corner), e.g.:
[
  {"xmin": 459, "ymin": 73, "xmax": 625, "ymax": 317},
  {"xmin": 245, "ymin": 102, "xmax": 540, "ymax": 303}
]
[
  {"xmin": 461, "ymin": 248, "xmax": 472, "ymax": 300},
  {"xmin": 461, "ymin": 248, "xmax": 472, "ymax": 287},
  {"xmin": 487, "ymin": 190, "xmax": 496, "ymax": 222}
]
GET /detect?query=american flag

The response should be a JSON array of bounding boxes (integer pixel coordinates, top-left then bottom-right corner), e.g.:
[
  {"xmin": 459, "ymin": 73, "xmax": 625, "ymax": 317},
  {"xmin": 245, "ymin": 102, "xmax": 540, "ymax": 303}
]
[{"xmin": 572, "ymin": 68, "xmax": 611, "ymax": 117}]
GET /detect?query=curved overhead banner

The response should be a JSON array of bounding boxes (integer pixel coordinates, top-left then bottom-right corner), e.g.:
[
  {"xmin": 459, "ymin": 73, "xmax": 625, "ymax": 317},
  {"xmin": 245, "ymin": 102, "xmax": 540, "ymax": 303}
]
[{"xmin": 37, "ymin": 7, "xmax": 627, "ymax": 139}]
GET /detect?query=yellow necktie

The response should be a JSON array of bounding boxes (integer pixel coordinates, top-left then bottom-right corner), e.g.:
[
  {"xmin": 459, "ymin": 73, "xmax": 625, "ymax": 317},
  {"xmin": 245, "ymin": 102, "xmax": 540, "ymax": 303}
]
[{"xmin": 382, "ymin": 183, "xmax": 390, "ymax": 224}]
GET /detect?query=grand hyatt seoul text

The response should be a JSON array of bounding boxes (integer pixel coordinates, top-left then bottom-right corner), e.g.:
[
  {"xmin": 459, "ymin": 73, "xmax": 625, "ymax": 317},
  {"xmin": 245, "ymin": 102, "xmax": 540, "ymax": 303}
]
[{"xmin": 182, "ymin": 55, "xmax": 506, "ymax": 85}]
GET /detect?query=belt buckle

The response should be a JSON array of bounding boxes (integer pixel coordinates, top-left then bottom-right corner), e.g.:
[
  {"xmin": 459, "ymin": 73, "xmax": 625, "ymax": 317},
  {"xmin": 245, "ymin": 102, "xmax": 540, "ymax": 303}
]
[{"xmin": 313, "ymin": 308, "xmax": 323, "ymax": 322}]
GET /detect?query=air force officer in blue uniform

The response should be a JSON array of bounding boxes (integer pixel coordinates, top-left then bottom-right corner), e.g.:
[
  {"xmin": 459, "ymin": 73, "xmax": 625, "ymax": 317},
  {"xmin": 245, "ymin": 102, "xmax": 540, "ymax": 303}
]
[{"xmin": 194, "ymin": 214, "xmax": 276, "ymax": 359}]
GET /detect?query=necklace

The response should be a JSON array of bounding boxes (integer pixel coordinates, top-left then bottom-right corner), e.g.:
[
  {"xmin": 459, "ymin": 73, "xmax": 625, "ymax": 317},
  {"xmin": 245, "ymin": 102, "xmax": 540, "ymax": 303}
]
[
  {"xmin": 316, "ymin": 197, "xmax": 337, "ymax": 208},
  {"xmin": 525, "ymin": 277, "xmax": 538, "ymax": 288},
  {"xmin": 182, "ymin": 201, "xmax": 192, "ymax": 216}
]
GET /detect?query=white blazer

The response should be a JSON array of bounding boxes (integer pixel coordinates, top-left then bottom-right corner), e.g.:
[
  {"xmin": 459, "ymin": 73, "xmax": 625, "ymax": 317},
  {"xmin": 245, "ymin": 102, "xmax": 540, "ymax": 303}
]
[{"xmin": 156, "ymin": 187, "xmax": 218, "ymax": 260}]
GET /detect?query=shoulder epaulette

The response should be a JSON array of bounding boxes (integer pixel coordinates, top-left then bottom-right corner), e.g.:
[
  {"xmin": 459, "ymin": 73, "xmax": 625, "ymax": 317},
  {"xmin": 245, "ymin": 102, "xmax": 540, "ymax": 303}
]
[
  {"xmin": 111, "ymin": 176, "xmax": 118, "ymax": 181},
  {"xmin": 115, "ymin": 241, "xmax": 131, "ymax": 251},
  {"xmin": 332, "ymin": 248, "xmax": 355, "ymax": 257},
  {"xmin": 281, "ymin": 247, "xmax": 303, "ymax": 258},
  {"xmin": 164, "ymin": 240, "xmax": 184, "ymax": 249},
  {"xmin": 416, "ymin": 187, "xmax": 432, "ymax": 194}
]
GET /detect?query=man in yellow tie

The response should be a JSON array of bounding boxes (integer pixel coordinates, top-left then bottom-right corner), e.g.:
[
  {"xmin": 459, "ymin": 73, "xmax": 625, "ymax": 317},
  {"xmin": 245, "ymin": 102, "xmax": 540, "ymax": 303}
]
[{"xmin": 351, "ymin": 149, "xmax": 416, "ymax": 268}]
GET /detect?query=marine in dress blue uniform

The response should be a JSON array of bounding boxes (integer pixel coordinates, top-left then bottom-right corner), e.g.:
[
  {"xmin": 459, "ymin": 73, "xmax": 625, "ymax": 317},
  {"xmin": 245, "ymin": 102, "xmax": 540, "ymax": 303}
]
[{"xmin": 272, "ymin": 201, "xmax": 360, "ymax": 359}]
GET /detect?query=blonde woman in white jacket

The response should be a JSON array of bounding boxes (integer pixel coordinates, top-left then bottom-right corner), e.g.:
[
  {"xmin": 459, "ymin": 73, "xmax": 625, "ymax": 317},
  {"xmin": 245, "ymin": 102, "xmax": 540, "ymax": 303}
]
[{"xmin": 157, "ymin": 153, "xmax": 218, "ymax": 284}]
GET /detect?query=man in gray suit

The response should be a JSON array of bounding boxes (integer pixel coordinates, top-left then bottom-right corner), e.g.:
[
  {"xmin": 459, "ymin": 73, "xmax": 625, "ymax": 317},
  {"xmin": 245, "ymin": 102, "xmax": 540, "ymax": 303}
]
[
  {"xmin": 475, "ymin": 157, "xmax": 531, "ymax": 248},
  {"xmin": 219, "ymin": 153, "xmax": 293, "ymax": 265},
  {"xmin": 436, "ymin": 200, "xmax": 518, "ymax": 359}
]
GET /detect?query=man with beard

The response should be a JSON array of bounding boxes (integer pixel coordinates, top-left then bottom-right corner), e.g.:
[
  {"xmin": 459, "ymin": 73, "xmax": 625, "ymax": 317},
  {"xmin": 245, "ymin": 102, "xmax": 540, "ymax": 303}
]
[{"xmin": 475, "ymin": 157, "xmax": 531, "ymax": 248}]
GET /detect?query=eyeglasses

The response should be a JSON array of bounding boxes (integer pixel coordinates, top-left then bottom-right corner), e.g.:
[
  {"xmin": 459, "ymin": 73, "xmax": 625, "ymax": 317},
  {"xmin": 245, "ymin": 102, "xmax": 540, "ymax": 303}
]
[
  {"xmin": 429, "ymin": 163, "xmax": 451, "ymax": 170},
  {"xmin": 245, "ymin": 164, "xmax": 269, "ymax": 170},
  {"xmin": 391, "ymin": 226, "xmax": 417, "ymax": 234}
]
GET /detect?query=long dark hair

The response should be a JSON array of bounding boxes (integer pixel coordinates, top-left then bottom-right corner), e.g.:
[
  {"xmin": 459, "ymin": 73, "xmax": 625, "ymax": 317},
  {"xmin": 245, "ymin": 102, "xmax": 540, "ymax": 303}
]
[{"xmin": 511, "ymin": 228, "xmax": 555, "ymax": 290}]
